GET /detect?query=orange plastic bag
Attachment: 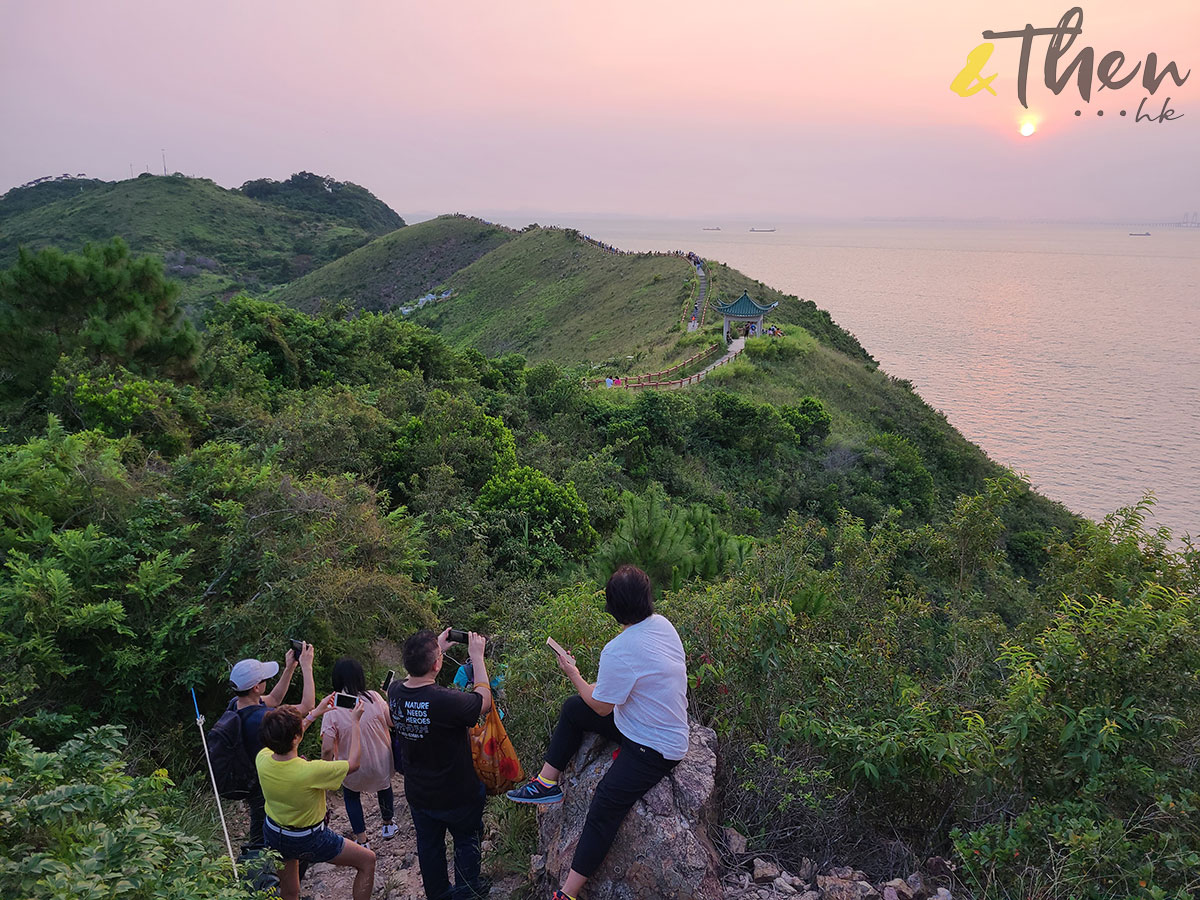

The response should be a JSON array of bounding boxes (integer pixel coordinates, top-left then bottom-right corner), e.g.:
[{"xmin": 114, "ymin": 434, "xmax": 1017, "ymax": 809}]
[{"xmin": 469, "ymin": 704, "xmax": 524, "ymax": 795}]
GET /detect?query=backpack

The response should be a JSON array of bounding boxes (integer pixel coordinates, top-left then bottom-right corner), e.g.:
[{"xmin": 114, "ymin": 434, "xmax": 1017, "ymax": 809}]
[{"xmin": 205, "ymin": 702, "xmax": 257, "ymax": 800}]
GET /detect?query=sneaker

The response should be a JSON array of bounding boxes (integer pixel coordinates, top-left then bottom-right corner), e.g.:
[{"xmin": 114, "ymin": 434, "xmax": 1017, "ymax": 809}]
[
  {"xmin": 552, "ymin": 891, "xmax": 574, "ymax": 900},
  {"xmin": 506, "ymin": 778, "xmax": 563, "ymax": 805},
  {"xmin": 381, "ymin": 822, "xmax": 399, "ymax": 840}
]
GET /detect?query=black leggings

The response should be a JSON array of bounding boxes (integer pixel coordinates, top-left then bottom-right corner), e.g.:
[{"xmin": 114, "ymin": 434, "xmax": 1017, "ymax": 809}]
[{"xmin": 546, "ymin": 695, "xmax": 679, "ymax": 878}]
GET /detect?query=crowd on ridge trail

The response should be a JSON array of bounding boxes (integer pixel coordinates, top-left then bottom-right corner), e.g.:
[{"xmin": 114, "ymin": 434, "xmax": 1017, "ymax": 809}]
[{"xmin": 208, "ymin": 565, "xmax": 688, "ymax": 900}]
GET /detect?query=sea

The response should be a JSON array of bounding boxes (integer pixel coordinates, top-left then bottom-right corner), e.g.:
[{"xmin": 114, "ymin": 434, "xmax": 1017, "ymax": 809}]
[{"xmin": 493, "ymin": 216, "xmax": 1200, "ymax": 539}]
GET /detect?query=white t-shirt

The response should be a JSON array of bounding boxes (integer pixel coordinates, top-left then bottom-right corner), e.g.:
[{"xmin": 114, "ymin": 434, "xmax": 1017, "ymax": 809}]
[{"xmin": 591, "ymin": 614, "xmax": 689, "ymax": 760}]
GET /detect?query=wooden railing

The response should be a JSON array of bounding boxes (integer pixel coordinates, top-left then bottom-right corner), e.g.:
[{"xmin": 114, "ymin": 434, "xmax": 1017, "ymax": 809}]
[
  {"xmin": 622, "ymin": 344, "xmax": 744, "ymax": 391},
  {"xmin": 588, "ymin": 343, "xmax": 720, "ymax": 387}
]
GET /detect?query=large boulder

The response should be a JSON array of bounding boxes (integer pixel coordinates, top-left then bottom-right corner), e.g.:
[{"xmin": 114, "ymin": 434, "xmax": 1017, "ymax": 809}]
[{"xmin": 535, "ymin": 721, "xmax": 721, "ymax": 899}]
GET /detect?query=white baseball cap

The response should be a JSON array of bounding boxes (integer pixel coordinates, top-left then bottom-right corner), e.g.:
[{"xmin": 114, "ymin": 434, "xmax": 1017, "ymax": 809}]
[{"xmin": 229, "ymin": 658, "xmax": 279, "ymax": 691}]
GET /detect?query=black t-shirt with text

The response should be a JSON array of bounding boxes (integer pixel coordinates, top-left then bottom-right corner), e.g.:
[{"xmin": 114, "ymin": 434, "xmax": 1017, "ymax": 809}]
[{"xmin": 387, "ymin": 681, "xmax": 483, "ymax": 809}]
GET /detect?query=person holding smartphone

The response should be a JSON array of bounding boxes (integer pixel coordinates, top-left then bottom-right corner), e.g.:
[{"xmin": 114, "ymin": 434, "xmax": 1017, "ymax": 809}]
[
  {"xmin": 389, "ymin": 627, "xmax": 491, "ymax": 900},
  {"xmin": 227, "ymin": 640, "xmax": 316, "ymax": 849},
  {"xmin": 257, "ymin": 694, "xmax": 376, "ymax": 900},
  {"xmin": 321, "ymin": 657, "xmax": 398, "ymax": 846},
  {"xmin": 506, "ymin": 565, "xmax": 689, "ymax": 900}
]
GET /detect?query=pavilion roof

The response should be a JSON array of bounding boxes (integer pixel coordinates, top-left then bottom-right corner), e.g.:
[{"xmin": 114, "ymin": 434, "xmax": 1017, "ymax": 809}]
[{"xmin": 714, "ymin": 290, "xmax": 778, "ymax": 318}]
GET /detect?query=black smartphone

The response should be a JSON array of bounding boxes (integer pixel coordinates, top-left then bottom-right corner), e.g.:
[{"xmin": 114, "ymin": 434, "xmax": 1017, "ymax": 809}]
[
  {"xmin": 447, "ymin": 629, "xmax": 469, "ymax": 644},
  {"xmin": 288, "ymin": 639, "xmax": 304, "ymax": 662},
  {"xmin": 381, "ymin": 670, "xmax": 395, "ymax": 692},
  {"xmin": 334, "ymin": 692, "xmax": 358, "ymax": 709}
]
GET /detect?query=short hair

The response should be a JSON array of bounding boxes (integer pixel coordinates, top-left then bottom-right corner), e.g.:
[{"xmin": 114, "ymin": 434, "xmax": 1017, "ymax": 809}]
[
  {"xmin": 331, "ymin": 657, "xmax": 366, "ymax": 696},
  {"xmin": 260, "ymin": 706, "xmax": 304, "ymax": 754},
  {"xmin": 605, "ymin": 565, "xmax": 654, "ymax": 624},
  {"xmin": 403, "ymin": 630, "xmax": 440, "ymax": 678}
]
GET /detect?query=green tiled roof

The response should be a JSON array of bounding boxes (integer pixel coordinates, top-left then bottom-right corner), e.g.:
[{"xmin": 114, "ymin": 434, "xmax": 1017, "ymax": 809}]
[{"xmin": 714, "ymin": 290, "xmax": 778, "ymax": 317}]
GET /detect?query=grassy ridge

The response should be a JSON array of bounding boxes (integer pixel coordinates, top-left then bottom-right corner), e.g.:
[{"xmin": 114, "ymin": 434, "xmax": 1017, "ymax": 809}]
[
  {"xmin": 412, "ymin": 228, "xmax": 698, "ymax": 367},
  {"xmin": 270, "ymin": 215, "xmax": 516, "ymax": 313},
  {"xmin": 0, "ymin": 174, "xmax": 403, "ymax": 308}
]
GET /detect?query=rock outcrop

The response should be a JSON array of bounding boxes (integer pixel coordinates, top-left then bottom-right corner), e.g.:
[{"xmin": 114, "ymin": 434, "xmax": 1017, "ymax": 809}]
[
  {"xmin": 535, "ymin": 721, "xmax": 721, "ymax": 900},
  {"xmin": 721, "ymin": 861, "xmax": 952, "ymax": 900}
]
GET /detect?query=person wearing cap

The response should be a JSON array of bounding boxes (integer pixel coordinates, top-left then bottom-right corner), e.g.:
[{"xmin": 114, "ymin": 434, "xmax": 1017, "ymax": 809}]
[{"xmin": 229, "ymin": 642, "xmax": 316, "ymax": 849}]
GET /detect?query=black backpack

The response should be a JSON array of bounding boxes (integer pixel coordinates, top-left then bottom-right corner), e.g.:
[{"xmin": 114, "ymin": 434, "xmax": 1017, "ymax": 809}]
[{"xmin": 206, "ymin": 701, "xmax": 257, "ymax": 800}]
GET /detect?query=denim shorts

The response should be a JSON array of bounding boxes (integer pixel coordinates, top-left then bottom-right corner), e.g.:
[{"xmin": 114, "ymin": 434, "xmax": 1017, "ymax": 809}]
[{"xmin": 264, "ymin": 817, "xmax": 345, "ymax": 863}]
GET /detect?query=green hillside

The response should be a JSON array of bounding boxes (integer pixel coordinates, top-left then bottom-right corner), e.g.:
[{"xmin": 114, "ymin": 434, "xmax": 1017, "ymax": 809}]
[
  {"xmin": 240, "ymin": 171, "xmax": 405, "ymax": 234},
  {"xmin": 0, "ymin": 173, "xmax": 403, "ymax": 308},
  {"xmin": 8, "ymin": 227, "xmax": 1199, "ymax": 900},
  {"xmin": 0, "ymin": 176, "xmax": 109, "ymax": 222},
  {"xmin": 410, "ymin": 227, "xmax": 699, "ymax": 366},
  {"xmin": 270, "ymin": 214, "xmax": 516, "ymax": 313}
]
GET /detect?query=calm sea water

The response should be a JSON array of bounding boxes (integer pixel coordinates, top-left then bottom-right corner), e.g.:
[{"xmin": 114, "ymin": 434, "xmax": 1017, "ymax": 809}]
[{"xmin": 526, "ymin": 218, "xmax": 1200, "ymax": 538}]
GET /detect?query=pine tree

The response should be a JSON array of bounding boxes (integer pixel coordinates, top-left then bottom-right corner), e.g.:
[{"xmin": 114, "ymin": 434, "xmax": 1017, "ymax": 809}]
[{"xmin": 0, "ymin": 238, "xmax": 198, "ymax": 403}]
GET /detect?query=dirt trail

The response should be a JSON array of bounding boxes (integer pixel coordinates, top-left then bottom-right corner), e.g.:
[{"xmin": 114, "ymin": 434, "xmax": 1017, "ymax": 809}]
[{"xmin": 231, "ymin": 773, "xmax": 524, "ymax": 900}]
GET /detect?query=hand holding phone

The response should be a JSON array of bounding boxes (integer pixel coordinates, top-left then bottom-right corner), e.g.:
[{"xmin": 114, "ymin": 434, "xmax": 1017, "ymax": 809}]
[
  {"xmin": 287, "ymin": 639, "xmax": 304, "ymax": 666},
  {"xmin": 334, "ymin": 692, "xmax": 358, "ymax": 709},
  {"xmin": 381, "ymin": 670, "xmax": 395, "ymax": 693},
  {"xmin": 447, "ymin": 629, "xmax": 469, "ymax": 644}
]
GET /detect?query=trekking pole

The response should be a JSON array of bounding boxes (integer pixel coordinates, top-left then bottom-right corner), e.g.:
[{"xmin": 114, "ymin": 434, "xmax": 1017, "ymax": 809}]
[{"xmin": 192, "ymin": 688, "xmax": 239, "ymax": 879}]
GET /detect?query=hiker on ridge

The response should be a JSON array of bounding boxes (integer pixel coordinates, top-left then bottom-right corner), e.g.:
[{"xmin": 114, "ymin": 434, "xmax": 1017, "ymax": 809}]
[{"xmin": 506, "ymin": 565, "xmax": 689, "ymax": 900}]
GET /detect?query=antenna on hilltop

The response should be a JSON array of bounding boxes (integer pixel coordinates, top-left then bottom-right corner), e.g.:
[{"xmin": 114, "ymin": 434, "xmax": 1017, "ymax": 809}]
[{"xmin": 162, "ymin": 150, "xmax": 167, "ymax": 176}]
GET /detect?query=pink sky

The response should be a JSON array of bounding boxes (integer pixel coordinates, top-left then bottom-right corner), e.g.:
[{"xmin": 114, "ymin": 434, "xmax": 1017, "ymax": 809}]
[{"xmin": 2, "ymin": 1, "xmax": 1196, "ymax": 220}]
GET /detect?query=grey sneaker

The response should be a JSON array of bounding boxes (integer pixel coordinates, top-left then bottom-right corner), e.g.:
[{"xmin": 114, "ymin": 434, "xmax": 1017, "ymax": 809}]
[{"xmin": 506, "ymin": 778, "xmax": 563, "ymax": 804}]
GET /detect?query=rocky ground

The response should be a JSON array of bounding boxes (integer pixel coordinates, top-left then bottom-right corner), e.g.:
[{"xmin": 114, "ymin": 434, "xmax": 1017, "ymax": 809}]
[
  {"xmin": 718, "ymin": 842, "xmax": 960, "ymax": 900},
  {"xmin": 226, "ymin": 757, "xmax": 961, "ymax": 900}
]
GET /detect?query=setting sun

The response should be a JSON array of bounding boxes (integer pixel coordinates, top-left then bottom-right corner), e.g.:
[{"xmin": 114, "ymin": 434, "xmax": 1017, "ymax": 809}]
[{"xmin": 1020, "ymin": 121, "xmax": 1037, "ymax": 137}]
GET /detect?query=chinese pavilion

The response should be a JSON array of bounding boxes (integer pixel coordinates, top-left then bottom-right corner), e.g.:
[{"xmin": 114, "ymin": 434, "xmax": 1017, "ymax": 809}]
[{"xmin": 714, "ymin": 290, "xmax": 779, "ymax": 341}]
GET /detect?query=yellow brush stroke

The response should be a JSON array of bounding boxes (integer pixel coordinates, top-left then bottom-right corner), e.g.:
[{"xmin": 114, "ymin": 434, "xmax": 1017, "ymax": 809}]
[{"xmin": 950, "ymin": 42, "xmax": 998, "ymax": 97}]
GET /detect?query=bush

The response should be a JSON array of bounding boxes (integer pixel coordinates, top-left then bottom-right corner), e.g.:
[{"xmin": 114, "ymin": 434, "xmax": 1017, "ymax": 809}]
[
  {"xmin": 0, "ymin": 725, "xmax": 252, "ymax": 900},
  {"xmin": 478, "ymin": 465, "xmax": 597, "ymax": 570},
  {"xmin": 780, "ymin": 397, "xmax": 832, "ymax": 447}
]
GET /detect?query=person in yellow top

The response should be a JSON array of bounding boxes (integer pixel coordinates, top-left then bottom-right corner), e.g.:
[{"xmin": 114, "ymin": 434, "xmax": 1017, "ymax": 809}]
[{"xmin": 256, "ymin": 694, "xmax": 377, "ymax": 900}]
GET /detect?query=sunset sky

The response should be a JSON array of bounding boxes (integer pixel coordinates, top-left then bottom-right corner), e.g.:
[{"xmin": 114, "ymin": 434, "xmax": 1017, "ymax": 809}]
[{"xmin": 3, "ymin": 0, "xmax": 1196, "ymax": 221}]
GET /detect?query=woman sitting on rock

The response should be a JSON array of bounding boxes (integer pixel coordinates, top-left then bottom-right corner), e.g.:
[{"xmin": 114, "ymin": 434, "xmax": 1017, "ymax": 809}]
[
  {"xmin": 257, "ymin": 698, "xmax": 376, "ymax": 900},
  {"xmin": 507, "ymin": 564, "xmax": 689, "ymax": 900}
]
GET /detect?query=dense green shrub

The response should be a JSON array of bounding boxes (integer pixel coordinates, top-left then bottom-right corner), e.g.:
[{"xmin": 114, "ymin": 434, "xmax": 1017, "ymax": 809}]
[
  {"xmin": 477, "ymin": 465, "xmax": 597, "ymax": 571},
  {"xmin": 0, "ymin": 419, "xmax": 434, "ymax": 757},
  {"xmin": 0, "ymin": 725, "xmax": 252, "ymax": 900},
  {"xmin": 780, "ymin": 396, "xmax": 832, "ymax": 447}
]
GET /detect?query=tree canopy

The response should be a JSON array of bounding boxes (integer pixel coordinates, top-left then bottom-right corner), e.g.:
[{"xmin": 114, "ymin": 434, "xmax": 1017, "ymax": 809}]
[{"xmin": 0, "ymin": 238, "xmax": 198, "ymax": 403}]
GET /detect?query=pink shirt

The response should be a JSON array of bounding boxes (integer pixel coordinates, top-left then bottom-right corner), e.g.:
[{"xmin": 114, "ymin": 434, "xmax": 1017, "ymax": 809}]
[{"xmin": 321, "ymin": 690, "xmax": 394, "ymax": 793}]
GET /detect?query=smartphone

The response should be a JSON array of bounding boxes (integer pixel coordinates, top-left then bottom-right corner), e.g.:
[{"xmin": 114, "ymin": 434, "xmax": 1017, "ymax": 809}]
[
  {"xmin": 334, "ymin": 692, "xmax": 358, "ymax": 709},
  {"xmin": 288, "ymin": 639, "xmax": 304, "ymax": 662},
  {"xmin": 381, "ymin": 670, "xmax": 395, "ymax": 693},
  {"xmin": 447, "ymin": 629, "xmax": 469, "ymax": 644},
  {"xmin": 546, "ymin": 637, "xmax": 569, "ymax": 658}
]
